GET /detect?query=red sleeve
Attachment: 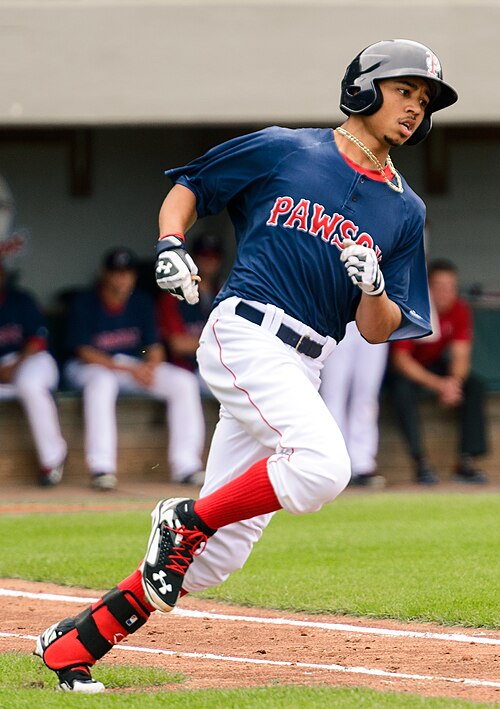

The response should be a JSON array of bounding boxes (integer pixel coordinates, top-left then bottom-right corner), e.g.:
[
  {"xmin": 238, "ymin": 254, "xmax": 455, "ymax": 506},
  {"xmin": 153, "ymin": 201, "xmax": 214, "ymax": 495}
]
[
  {"xmin": 451, "ymin": 300, "xmax": 473, "ymax": 342},
  {"xmin": 156, "ymin": 294, "xmax": 187, "ymax": 339},
  {"xmin": 390, "ymin": 338, "xmax": 416, "ymax": 354},
  {"xmin": 25, "ymin": 335, "xmax": 47, "ymax": 352}
]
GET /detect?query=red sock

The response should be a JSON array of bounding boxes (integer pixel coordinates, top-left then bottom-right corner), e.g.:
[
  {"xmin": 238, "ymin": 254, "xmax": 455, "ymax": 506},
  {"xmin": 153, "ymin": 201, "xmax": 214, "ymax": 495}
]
[
  {"xmin": 118, "ymin": 567, "xmax": 156, "ymax": 613},
  {"xmin": 84, "ymin": 571, "xmax": 152, "ymax": 647},
  {"xmin": 194, "ymin": 457, "xmax": 281, "ymax": 530}
]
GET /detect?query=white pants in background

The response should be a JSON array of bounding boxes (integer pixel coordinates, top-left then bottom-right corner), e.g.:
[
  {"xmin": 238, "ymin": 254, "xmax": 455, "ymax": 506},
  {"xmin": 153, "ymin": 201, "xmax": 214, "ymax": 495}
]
[
  {"xmin": 0, "ymin": 351, "xmax": 67, "ymax": 470},
  {"xmin": 183, "ymin": 297, "xmax": 350, "ymax": 593},
  {"xmin": 319, "ymin": 321, "xmax": 389, "ymax": 476},
  {"xmin": 64, "ymin": 355, "xmax": 205, "ymax": 481}
]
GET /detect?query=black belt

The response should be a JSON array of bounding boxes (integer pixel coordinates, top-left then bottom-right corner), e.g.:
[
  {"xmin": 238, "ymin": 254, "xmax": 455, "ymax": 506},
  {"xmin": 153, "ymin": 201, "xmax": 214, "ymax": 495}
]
[{"xmin": 235, "ymin": 302, "xmax": 323, "ymax": 359}]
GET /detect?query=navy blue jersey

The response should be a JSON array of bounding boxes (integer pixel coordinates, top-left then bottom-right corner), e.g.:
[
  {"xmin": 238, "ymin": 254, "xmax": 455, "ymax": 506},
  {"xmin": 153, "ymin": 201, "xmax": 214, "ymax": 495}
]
[
  {"xmin": 0, "ymin": 287, "xmax": 47, "ymax": 358},
  {"xmin": 166, "ymin": 127, "xmax": 431, "ymax": 343},
  {"xmin": 66, "ymin": 287, "xmax": 159, "ymax": 357}
]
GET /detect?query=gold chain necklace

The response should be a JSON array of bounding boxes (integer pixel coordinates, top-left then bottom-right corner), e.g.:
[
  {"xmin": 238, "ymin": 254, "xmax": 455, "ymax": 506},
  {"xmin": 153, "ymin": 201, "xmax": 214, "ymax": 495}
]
[{"xmin": 335, "ymin": 127, "xmax": 404, "ymax": 194}]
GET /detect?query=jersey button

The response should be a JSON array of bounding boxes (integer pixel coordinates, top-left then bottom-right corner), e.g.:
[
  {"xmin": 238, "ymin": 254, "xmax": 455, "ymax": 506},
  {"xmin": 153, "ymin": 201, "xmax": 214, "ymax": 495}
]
[
  {"xmin": 352, "ymin": 195, "xmax": 358, "ymax": 202},
  {"xmin": 360, "ymin": 177, "xmax": 365, "ymax": 183}
]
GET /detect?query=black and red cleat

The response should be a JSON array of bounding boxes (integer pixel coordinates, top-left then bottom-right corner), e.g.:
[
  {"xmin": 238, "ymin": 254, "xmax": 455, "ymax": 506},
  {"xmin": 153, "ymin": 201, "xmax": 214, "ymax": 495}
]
[{"xmin": 141, "ymin": 497, "xmax": 214, "ymax": 612}]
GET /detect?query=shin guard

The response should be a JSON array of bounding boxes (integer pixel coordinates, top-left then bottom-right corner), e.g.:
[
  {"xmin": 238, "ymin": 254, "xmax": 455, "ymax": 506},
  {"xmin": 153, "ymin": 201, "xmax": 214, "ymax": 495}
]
[{"xmin": 39, "ymin": 586, "xmax": 150, "ymax": 671}]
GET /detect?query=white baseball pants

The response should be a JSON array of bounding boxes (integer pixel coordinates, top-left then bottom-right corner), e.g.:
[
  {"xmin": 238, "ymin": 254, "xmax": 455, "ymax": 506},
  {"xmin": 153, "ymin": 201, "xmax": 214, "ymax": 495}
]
[
  {"xmin": 0, "ymin": 351, "xmax": 67, "ymax": 469},
  {"xmin": 319, "ymin": 321, "xmax": 389, "ymax": 475},
  {"xmin": 183, "ymin": 297, "xmax": 350, "ymax": 593},
  {"xmin": 64, "ymin": 355, "xmax": 205, "ymax": 480}
]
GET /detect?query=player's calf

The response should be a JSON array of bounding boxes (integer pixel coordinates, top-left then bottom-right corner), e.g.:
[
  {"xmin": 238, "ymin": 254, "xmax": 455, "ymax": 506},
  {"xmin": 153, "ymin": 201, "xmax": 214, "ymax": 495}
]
[
  {"xmin": 142, "ymin": 497, "xmax": 215, "ymax": 612},
  {"xmin": 34, "ymin": 586, "xmax": 150, "ymax": 693}
]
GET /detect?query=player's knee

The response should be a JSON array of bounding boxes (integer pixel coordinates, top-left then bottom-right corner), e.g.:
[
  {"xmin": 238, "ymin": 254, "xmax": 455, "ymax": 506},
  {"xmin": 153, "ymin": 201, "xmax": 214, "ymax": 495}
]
[
  {"xmin": 294, "ymin": 463, "xmax": 350, "ymax": 514},
  {"xmin": 15, "ymin": 373, "xmax": 46, "ymax": 397},
  {"xmin": 84, "ymin": 366, "xmax": 119, "ymax": 395},
  {"xmin": 270, "ymin": 447, "xmax": 351, "ymax": 515},
  {"xmin": 154, "ymin": 363, "xmax": 199, "ymax": 397},
  {"xmin": 175, "ymin": 367, "xmax": 199, "ymax": 395}
]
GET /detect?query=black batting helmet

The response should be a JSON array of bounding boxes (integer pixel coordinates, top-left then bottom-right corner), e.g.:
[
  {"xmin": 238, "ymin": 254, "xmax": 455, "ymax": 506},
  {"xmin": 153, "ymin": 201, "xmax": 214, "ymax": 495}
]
[{"xmin": 340, "ymin": 39, "xmax": 458, "ymax": 145}]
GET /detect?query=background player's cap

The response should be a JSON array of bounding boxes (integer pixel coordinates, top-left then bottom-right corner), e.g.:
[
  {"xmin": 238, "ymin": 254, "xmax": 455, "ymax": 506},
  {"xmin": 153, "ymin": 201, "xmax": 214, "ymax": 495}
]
[
  {"xmin": 102, "ymin": 247, "xmax": 138, "ymax": 271},
  {"xmin": 191, "ymin": 233, "xmax": 224, "ymax": 257}
]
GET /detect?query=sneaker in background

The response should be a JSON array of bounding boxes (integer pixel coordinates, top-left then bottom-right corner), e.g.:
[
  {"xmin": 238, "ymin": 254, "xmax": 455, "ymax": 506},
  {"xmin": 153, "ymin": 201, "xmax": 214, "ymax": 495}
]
[
  {"xmin": 90, "ymin": 473, "xmax": 117, "ymax": 491},
  {"xmin": 453, "ymin": 458, "xmax": 488, "ymax": 484},
  {"xmin": 38, "ymin": 459, "xmax": 65, "ymax": 487},
  {"xmin": 179, "ymin": 470, "xmax": 205, "ymax": 486},
  {"xmin": 415, "ymin": 459, "xmax": 439, "ymax": 485},
  {"xmin": 349, "ymin": 472, "xmax": 386, "ymax": 489}
]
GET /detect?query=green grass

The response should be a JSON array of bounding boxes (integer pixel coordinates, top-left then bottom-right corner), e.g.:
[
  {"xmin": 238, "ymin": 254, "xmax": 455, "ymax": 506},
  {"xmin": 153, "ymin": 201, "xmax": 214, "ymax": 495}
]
[
  {"xmin": 0, "ymin": 652, "xmax": 183, "ymax": 691},
  {"xmin": 202, "ymin": 493, "xmax": 500, "ymax": 628},
  {"xmin": 1, "ymin": 493, "xmax": 498, "ymax": 627},
  {"xmin": 0, "ymin": 510, "xmax": 150, "ymax": 588},
  {"xmin": 0, "ymin": 653, "xmax": 494, "ymax": 708},
  {"xmin": 1, "ymin": 493, "xmax": 499, "ymax": 706}
]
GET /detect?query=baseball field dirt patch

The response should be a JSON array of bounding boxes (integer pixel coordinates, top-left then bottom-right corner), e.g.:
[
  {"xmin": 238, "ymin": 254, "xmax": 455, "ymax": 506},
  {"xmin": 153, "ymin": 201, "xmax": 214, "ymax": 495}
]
[{"xmin": 1, "ymin": 578, "xmax": 499, "ymax": 704}]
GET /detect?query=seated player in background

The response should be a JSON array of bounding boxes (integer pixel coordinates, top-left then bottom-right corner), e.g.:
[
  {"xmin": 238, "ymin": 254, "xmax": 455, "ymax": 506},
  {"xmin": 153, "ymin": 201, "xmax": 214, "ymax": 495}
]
[
  {"xmin": 0, "ymin": 256, "xmax": 67, "ymax": 486},
  {"xmin": 63, "ymin": 247, "xmax": 206, "ymax": 490},
  {"xmin": 389, "ymin": 259, "xmax": 489, "ymax": 485}
]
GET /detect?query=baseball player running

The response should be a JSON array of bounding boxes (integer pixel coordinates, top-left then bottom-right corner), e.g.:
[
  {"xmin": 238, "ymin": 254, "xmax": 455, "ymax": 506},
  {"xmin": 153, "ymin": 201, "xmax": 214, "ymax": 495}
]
[{"xmin": 35, "ymin": 39, "xmax": 457, "ymax": 692}]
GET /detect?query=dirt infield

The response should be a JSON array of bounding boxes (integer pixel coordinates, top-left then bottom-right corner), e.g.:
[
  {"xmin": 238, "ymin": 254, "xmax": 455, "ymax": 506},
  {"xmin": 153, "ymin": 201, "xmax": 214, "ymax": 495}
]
[
  {"xmin": 1, "ymin": 483, "xmax": 499, "ymax": 703},
  {"xmin": 1, "ymin": 580, "xmax": 499, "ymax": 703}
]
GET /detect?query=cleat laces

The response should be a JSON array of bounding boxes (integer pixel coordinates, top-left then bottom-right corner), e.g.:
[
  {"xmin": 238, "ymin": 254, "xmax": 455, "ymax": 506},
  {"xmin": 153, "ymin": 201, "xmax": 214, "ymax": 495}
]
[{"xmin": 162, "ymin": 523, "xmax": 209, "ymax": 575}]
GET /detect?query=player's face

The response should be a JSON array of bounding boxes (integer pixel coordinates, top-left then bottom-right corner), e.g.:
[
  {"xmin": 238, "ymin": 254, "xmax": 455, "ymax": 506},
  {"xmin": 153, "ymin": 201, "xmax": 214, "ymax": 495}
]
[
  {"xmin": 429, "ymin": 270, "xmax": 459, "ymax": 314},
  {"xmin": 103, "ymin": 268, "xmax": 137, "ymax": 300},
  {"xmin": 369, "ymin": 77, "xmax": 432, "ymax": 146}
]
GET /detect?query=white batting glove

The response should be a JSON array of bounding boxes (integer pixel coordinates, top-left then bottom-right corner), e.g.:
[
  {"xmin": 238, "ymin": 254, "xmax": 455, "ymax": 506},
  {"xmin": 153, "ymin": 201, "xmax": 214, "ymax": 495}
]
[
  {"xmin": 340, "ymin": 238, "xmax": 385, "ymax": 296},
  {"xmin": 155, "ymin": 235, "xmax": 200, "ymax": 305}
]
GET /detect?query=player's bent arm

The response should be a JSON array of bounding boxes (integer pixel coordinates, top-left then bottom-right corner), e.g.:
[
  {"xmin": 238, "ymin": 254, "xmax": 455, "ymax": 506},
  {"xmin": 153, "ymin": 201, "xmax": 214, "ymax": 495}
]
[
  {"xmin": 159, "ymin": 184, "xmax": 198, "ymax": 237},
  {"xmin": 0, "ymin": 361, "xmax": 16, "ymax": 384},
  {"xmin": 143, "ymin": 343, "xmax": 165, "ymax": 365},
  {"xmin": 156, "ymin": 185, "xmax": 201, "ymax": 305},
  {"xmin": 448, "ymin": 340, "xmax": 472, "ymax": 383},
  {"xmin": 76, "ymin": 346, "xmax": 134, "ymax": 372},
  {"xmin": 355, "ymin": 292, "xmax": 402, "ymax": 344},
  {"xmin": 391, "ymin": 348, "xmax": 445, "ymax": 392},
  {"xmin": 0, "ymin": 342, "xmax": 43, "ymax": 381},
  {"xmin": 168, "ymin": 332, "xmax": 200, "ymax": 358}
]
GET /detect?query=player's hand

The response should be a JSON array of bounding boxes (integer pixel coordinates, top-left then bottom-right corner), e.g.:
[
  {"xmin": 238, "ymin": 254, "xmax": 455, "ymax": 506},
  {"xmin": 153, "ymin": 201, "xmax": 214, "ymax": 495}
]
[
  {"xmin": 437, "ymin": 376, "xmax": 463, "ymax": 407},
  {"xmin": 0, "ymin": 360, "xmax": 18, "ymax": 384},
  {"xmin": 340, "ymin": 238, "xmax": 385, "ymax": 296},
  {"xmin": 155, "ymin": 235, "xmax": 200, "ymax": 305},
  {"xmin": 131, "ymin": 361, "xmax": 157, "ymax": 388}
]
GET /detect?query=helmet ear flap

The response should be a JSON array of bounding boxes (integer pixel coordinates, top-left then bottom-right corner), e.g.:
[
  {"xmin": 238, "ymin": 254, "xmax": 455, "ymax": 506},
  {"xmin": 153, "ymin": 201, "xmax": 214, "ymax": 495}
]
[
  {"xmin": 360, "ymin": 82, "xmax": 383, "ymax": 116},
  {"xmin": 340, "ymin": 81, "xmax": 384, "ymax": 116}
]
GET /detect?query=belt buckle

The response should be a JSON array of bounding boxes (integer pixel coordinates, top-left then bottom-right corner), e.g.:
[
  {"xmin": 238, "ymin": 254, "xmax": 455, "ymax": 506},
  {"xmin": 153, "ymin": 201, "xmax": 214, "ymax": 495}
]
[{"xmin": 295, "ymin": 333, "xmax": 306, "ymax": 352}]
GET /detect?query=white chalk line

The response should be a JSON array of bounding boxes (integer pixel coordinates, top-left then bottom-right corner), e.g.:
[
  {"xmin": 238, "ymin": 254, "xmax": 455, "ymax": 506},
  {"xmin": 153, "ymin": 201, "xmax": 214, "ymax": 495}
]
[
  {"xmin": 1, "ymin": 587, "xmax": 499, "ymax": 646},
  {"xmin": 1, "ymin": 630, "xmax": 499, "ymax": 689}
]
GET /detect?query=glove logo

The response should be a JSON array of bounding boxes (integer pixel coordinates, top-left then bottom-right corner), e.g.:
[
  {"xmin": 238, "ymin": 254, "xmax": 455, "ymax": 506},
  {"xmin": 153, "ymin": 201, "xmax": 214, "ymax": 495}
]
[
  {"xmin": 154, "ymin": 244, "xmax": 200, "ymax": 304},
  {"xmin": 156, "ymin": 260, "xmax": 174, "ymax": 276}
]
